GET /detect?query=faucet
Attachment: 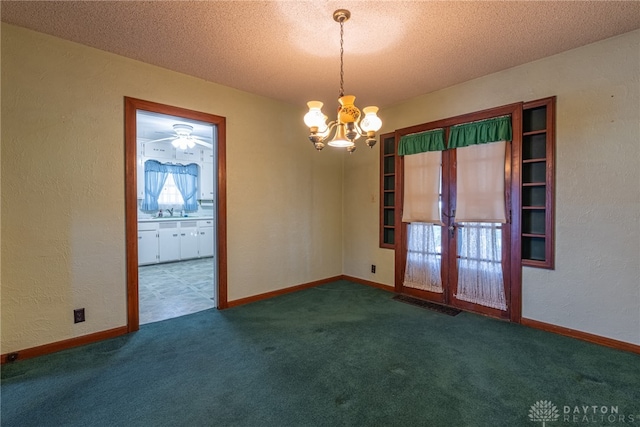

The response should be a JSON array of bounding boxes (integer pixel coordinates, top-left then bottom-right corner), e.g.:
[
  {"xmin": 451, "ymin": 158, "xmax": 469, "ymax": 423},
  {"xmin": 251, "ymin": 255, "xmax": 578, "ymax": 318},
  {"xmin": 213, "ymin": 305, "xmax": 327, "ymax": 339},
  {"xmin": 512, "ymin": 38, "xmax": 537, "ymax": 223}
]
[{"xmin": 167, "ymin": 208, "xmax": 174, "ymax": 217}]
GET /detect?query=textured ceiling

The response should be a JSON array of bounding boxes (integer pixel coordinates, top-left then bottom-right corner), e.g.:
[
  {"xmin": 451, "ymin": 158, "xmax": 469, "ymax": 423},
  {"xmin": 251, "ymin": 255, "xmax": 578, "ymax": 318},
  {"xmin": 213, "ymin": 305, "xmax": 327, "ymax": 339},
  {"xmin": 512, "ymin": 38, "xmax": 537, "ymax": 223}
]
[{"xmin": 2, "ymin": 1, "xmax": 640, "ymax": 109}]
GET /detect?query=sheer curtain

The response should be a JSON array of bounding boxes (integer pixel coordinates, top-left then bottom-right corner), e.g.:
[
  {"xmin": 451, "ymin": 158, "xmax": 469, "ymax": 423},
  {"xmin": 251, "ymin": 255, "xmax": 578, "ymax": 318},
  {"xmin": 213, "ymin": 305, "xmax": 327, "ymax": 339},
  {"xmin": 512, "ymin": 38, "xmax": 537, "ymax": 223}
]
[
  {"xmin": 404, "ymin": 222, "xmax": 443, "ymax": 293},
  {"xmin": 141, "ymin": 160, "xmax": 169, "ymax": 211},
  {"xmin": 456, "ymin": 223, "xmax": 506, "ymax": 310},
  {"xmin": 401, "ymin": 150, "xmax": 443, "ymax": 292},
  {"xmin": 171, "ymin": 163, "xmax": 199, "ymax": 211}
]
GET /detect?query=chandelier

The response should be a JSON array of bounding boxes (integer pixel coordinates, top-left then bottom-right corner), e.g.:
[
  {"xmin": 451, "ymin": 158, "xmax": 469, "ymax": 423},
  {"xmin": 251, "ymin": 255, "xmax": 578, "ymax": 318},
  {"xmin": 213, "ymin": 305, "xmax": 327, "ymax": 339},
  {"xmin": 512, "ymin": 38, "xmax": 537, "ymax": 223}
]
[{"xmin": 304, "ymin": 9, "xmax": 382, "ymax": 153}]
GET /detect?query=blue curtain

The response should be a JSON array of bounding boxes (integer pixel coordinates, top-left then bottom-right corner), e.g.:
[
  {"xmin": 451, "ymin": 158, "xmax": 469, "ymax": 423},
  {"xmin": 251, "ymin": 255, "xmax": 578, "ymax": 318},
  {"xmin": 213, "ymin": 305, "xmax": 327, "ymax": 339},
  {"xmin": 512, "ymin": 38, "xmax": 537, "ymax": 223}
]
[
  {"xmin": 171, "ymin": 163, "xmax": 199, "ymax": 211},
  {"xmin": 141, "ymin": 160, "xmax": 169, "ymax": 211}
]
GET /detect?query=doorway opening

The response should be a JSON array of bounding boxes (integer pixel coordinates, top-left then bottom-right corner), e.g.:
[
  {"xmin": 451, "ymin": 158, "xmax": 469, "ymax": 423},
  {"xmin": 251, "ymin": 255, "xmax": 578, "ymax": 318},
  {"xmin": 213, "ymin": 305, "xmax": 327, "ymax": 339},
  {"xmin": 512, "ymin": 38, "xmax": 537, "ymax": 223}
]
[{"xmin": 125, "ymin": 98, "xmax": 227, "ymax": 332}]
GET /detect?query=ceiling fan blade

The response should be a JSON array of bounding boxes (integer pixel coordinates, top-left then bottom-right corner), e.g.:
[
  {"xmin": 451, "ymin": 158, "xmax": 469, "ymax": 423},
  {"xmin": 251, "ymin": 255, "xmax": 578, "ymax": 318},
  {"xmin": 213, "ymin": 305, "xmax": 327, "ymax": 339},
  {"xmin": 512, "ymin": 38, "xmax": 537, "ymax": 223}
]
[
  {"xmin": 192, "ymin": 137, "xmax": 213, "ymax": 148},
  {"xmin": 145, "ymin": 137, "xmax": 175, "ymax": 143}
]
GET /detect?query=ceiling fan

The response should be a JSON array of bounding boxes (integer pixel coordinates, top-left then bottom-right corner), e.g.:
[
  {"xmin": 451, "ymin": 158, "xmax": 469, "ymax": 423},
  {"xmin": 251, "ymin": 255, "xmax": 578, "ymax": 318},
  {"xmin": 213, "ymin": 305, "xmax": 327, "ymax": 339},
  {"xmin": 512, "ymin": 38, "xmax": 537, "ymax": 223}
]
[{"xmin": 146, "ymin": 124, "xmax": 213, "ymax": 149}]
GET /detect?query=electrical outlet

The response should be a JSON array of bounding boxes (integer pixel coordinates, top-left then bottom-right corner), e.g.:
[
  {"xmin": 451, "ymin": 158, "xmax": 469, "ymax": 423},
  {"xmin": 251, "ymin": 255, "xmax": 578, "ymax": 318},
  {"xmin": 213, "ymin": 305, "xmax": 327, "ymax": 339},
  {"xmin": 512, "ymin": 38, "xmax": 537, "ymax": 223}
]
[
  {"xmin": 371, "ymin": 264, "xmax": 376, "ymax": 274},
  {"xmin": 74, "ymin": 308, "xmax": 85, "ymax": 323}
]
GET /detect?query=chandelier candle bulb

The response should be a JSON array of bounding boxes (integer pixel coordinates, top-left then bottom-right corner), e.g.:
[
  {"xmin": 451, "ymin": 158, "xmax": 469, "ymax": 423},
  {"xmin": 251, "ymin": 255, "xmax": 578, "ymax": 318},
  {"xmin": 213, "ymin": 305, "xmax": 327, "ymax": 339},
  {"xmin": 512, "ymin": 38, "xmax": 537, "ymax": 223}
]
[{"xmin": 303, "ymin": 9, "xmax": 381, "ymax": 152}]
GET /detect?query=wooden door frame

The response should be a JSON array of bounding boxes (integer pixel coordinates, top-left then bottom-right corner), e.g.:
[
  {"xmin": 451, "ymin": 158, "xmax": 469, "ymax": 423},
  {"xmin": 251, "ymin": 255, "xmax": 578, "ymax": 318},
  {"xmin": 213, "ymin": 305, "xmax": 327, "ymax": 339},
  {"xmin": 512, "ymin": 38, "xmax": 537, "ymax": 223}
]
[
  {"xmin": 124, "ymin": 97, "xmax": 228, "ymax": 333},
  {"xmin": 393, "ymin": 102, "xmax": 522, "ymax": 323}
]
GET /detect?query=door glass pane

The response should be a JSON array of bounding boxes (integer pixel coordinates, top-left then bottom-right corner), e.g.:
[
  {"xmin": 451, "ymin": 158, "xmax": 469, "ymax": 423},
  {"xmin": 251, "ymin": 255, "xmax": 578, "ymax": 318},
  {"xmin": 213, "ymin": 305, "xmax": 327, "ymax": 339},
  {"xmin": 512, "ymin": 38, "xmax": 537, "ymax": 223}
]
[
  {"xmin": 403, "ymin": 223, "xmax": 443, "ymax": 293},
  {"xmin": 455, "ymin": 223, "xmax": 506, "ymax": 310}
]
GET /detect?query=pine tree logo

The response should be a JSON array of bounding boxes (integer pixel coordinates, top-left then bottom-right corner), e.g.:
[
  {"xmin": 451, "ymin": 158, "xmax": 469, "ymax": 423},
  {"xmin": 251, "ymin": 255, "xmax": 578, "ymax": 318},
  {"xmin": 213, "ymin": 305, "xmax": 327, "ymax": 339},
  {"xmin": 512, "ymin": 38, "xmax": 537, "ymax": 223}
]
[{"xmin": 529, "ymin": 400, "xmax": 560, "ymax": 426}]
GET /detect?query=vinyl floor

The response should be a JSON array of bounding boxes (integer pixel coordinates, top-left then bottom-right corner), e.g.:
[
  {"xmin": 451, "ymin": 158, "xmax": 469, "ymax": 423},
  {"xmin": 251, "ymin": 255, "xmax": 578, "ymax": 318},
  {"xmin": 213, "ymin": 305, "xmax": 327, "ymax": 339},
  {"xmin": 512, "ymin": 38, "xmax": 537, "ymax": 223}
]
[{"xmin": 138, "ymin": 257, "xmax": 215, "ymax": 324}]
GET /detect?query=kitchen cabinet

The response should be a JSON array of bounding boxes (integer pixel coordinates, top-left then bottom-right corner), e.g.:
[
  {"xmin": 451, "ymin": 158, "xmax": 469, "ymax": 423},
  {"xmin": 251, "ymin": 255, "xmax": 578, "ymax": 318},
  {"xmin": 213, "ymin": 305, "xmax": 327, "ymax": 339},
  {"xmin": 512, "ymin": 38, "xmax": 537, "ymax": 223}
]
[
  {"xmin": 199, "ymin": 162, "xmax": 215, "ymax": 200},
  {"xmin": 138, "ymin": 222, "xmax": 158, "ymax": 265},
  {"xmin": 138, "ymin": 218, "xmax": 215, "ymax": 265},
  {"xmin": 144, "ymin": 141, "xmax": 175, "ymax": 160},
  {"xmin": 202, "ymin": 148, "xmax": 214, "ymax": 163},
  {"xmin": 158, "ymin": 222, "xmax": 181, "ymax": 262},
  {"xmin": 176, "ymin": 148, "xmax": 200, "ymax": 162},
  {"xmin": 137, "ymin": 157, "xmax": 146, "ymax": 199},
  {"xmin": 198, "ymin": 220, "xmax": 215, "ymax": 258},
  {"xmin": 180, "ymin": 221, "xmax": 199, "ymax": 260},
  {"xmin": 138, "ymin": 230, "xmax": 158, "ymax": 265}
]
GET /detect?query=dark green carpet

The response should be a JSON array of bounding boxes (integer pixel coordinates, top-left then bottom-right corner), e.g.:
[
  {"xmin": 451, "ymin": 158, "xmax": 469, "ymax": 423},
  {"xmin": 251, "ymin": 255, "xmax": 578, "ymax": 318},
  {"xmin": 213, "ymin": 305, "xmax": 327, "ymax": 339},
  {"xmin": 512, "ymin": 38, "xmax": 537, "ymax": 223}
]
[{"xmin": 2, "ymin": 281, "xmax": 639, "ymax": 426}]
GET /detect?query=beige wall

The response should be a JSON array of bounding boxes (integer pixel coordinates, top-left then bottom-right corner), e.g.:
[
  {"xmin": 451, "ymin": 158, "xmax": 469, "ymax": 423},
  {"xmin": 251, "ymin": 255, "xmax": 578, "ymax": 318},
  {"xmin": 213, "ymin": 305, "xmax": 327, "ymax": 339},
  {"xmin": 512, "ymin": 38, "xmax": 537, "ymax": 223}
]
[
  {"xmin": 2, "ymin": 23, "xmax": 638, "ymax": 354},
  {"xmin": 344, "ymin": 30, "xmax": 640, "ymax": 345},
  {"xmin": 1, "ymin": 24, "xmax": 344, "ymax": 353}
]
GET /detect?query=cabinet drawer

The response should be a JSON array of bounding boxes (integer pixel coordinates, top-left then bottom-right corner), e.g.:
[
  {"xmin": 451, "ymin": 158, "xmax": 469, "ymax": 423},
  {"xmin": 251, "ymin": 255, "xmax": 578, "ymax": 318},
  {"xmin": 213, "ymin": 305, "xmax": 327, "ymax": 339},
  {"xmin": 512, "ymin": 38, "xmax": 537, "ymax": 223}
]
[
  {"xmin": 197, "ymin": 220, "xmax": 214, "ymax": 228},
  {"xmin": 158, "ymin": 222, "xmax": 179, "ymax": 229},
  {"xmin": 138, "ymin": 222, "xmax": 158, "ymax": 231}
]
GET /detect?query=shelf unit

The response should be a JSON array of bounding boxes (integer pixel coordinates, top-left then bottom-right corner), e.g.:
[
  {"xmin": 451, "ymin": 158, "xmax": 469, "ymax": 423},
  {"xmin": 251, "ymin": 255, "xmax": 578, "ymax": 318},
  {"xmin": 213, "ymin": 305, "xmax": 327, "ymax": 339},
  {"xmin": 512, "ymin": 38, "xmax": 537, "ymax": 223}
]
[
  {"xmin": 380, "ymin": 132, "xmax": 396, "ymax": 248},
  {"xmin": 521, "ymin": 97, "xmax": 555, "ymax": 268}
]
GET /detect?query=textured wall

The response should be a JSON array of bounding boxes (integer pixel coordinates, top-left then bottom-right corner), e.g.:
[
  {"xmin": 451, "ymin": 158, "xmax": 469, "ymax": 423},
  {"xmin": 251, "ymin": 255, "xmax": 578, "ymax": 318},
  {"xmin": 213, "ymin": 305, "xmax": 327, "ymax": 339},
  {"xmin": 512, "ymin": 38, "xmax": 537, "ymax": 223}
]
[
  {"xmin": 1, "ymin": 24, "xmax": 343, "ymax": 353},
  {"xmin": 343, "ymin": 30, "xmax": 640, "ymax": 345}
]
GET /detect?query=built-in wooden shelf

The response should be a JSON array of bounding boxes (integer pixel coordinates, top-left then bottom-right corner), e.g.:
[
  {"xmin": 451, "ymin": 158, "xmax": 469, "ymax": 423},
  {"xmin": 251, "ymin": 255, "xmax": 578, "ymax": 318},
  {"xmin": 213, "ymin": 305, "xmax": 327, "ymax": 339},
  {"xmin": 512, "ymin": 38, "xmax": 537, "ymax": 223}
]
[
  {"xmin": 380, "ymin": 133, "xmax": 397, "ymax": 248},
  {"xmin": 520, "ymin": 97, "xmax": 555, "ymax": 269}
]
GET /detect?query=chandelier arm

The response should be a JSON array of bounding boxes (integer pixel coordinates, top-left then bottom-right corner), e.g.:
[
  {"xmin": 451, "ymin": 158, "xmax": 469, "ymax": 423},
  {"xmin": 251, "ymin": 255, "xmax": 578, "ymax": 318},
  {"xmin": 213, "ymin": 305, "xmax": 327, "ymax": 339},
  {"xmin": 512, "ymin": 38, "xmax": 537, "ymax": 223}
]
[
  {"xmin": 352, "ymin": 122, "xmax": 366, "ymax": 137},
  {"xmin": 309, "ymin": 121, "xmax": 339, "ymax": 143}
]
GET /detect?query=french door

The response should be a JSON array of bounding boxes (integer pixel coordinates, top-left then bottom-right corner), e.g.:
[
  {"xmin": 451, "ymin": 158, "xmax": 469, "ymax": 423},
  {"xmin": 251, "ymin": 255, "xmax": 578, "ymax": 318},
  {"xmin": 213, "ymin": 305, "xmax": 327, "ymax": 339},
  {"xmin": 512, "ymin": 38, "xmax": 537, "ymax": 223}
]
[{"xmin": 395, "ymin": 105, "xmax": 521, "ymax": 321}]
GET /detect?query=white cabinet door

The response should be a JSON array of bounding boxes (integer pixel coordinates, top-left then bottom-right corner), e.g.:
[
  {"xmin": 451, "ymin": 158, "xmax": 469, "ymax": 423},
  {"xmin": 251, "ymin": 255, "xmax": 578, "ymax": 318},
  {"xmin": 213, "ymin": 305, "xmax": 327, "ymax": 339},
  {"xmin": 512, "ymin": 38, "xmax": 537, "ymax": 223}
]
[
  {"xmin": 144, "ymin": 142, "xmax": 175, "ymax": 160},
  {"xmin": 202, "ymin": 148, "xmax": 214, "ymax": 163},
  {"xmin": 158, "ymin": 223, "xmax": 181, "ymax": 262},
  {"xmin": 180, "ymin": 222, "xmax": 199, "ymax": 260},
  {"xmin": 137, "ymin": 156, "xmax": 146, "ymax": 199},
  {"xmin": 199, "ymin": 162, "xmax": 215, "ymax": 200},
  {"xmin": 198, "ymin": 226, "xmax": 214, "ymax": 258},
  {"xmin": 176, "ymin": 148, "xmax": 201, "ymax": 163},
  {"xmin": 138, "ymin": 230, "xmax": 158, "ymax": 265}
]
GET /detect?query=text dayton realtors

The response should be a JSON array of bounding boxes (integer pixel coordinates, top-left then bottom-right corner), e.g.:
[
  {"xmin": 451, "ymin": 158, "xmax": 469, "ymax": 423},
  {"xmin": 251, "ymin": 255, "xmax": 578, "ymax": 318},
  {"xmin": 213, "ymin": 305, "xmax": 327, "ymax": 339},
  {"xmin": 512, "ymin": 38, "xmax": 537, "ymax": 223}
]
[{"xmin": 563, "ymin": 405, "xmax": 636, "ymax": 423}]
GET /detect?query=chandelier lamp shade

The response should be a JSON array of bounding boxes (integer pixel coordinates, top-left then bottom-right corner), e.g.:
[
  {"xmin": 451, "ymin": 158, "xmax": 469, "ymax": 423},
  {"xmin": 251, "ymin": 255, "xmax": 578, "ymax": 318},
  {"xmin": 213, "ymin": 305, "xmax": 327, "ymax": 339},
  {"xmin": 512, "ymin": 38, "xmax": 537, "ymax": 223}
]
[{"xmin": 304, "ymin": 9, "xmax": 382, "ymax": 153}]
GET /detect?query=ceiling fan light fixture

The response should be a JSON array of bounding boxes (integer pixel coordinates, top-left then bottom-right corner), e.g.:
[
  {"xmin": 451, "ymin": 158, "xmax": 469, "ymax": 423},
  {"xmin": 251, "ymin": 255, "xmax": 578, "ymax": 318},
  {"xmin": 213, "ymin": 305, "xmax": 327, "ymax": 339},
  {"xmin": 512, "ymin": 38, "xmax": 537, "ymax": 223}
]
[
  {"xmin": 303, "ymin": 9, "xmax": 381, "ymax": 153},
  {"xmin": 172, "ymin": 137, "xmax": 191, "ymax": 150},
  {"xmin": 173, "ymin": 124, "xmax": 193, "ymax": 136}
]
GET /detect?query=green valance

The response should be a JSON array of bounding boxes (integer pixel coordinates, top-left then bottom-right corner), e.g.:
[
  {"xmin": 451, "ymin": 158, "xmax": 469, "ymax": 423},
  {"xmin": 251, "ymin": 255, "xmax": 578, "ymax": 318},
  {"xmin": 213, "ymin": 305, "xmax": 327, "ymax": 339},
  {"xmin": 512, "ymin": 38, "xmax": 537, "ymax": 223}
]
[
  {"xmin": 398, "ymin": 129, "xmax": 445, "ymax": 156},
  {"xmin": 448, "ymin": 116, "xmax": 512, "ymax": 149}
]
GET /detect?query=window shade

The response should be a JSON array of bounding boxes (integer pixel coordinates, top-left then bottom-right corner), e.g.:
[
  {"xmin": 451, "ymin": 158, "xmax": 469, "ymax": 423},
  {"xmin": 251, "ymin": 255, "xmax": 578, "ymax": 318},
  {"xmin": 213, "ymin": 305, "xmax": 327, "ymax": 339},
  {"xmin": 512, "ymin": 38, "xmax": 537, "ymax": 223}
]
[
  {"xmin": 448, "ymin": 116, "xmax": 512, "ymax": 149},
  {"xmin": 455, "ymin": 141, "xmax": 507, "ymax": 223},
  {"xmin": 398, "ymin": 129, "xmax": 445, "ymax": 156},
  {"xmin": 402, "ymin": 151, "xmax": 442, "ymax": 224}
]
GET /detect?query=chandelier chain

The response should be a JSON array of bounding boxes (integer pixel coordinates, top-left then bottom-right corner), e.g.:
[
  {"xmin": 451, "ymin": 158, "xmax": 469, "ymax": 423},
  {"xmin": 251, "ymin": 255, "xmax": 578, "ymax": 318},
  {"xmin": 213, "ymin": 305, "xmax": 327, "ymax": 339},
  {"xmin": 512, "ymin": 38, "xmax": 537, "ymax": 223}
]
[{"xmin": 339, "ymin": 19, "xmax": 344, "ymax": 97}]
